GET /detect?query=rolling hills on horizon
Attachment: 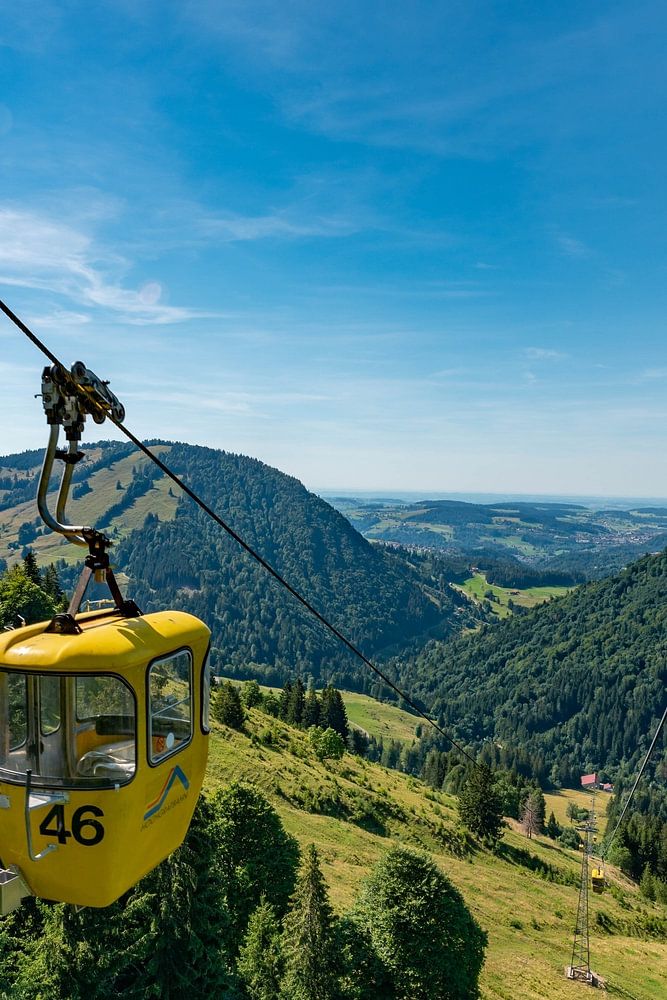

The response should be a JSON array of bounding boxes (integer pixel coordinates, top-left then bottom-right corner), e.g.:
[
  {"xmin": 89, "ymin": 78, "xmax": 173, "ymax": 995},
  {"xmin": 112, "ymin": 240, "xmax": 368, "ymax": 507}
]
[{"xmin": 328, "ymin": 493, "xmax": 667, "ymax": 579}]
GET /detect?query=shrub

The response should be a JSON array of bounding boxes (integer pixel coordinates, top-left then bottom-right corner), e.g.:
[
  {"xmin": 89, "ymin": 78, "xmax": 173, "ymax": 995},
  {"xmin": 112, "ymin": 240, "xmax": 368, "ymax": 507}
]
[
  {"xmin": 559, "ymin": 826, "xmax": 581, "ymax": 850},
  {"xmin": 309, "ymin": 727, "xmax": 345, "ymax": 761}
]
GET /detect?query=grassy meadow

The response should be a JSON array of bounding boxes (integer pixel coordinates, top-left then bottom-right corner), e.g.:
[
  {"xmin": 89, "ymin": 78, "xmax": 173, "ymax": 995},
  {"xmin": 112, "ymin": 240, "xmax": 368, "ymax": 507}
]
[
  {"xmin": 456, "ymin": 571, "xmax": 572, "ymax": 619},
  {"xmin": 205, "ymin": 703, "xmax": 667, "ymax": 1000},
  {"xmin": 0, "ymin": 446, "xmax": 178, "ymax": 566}
]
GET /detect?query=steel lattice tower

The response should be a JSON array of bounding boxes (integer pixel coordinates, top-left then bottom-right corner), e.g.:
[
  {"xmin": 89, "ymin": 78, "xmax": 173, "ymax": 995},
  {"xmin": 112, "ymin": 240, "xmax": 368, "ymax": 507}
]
[{"xmin": 567, "ymin": 791, "xmax": 597, "ymax": 984}]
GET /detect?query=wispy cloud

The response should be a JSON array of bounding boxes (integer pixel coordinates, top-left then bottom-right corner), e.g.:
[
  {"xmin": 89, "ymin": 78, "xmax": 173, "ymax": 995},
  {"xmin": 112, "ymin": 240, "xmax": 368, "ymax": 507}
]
[
  {"xmin": 0, "ymin": 206, "xmax": 214, "ymax": 325},
  {"xmin": 191, "ymin": 209, "xmax": 357, "ymax": 242},
  {"xmin": 523, "ymin": 347, "xmax": 567, "ymax": 360},
  {"xmin": 640, "ymin": 367, "xmax": 667, "ymax": 380},
  {"xmin": 186, "ymin": 1, "xmax": 664, "ymax": 158},
  {"xmin": 555, "ymin": 234, "xmax": 592, "ymax": 259},
  {"xmin": 24, "ymin": 309, "xmax": 92, "ymax": 329}
]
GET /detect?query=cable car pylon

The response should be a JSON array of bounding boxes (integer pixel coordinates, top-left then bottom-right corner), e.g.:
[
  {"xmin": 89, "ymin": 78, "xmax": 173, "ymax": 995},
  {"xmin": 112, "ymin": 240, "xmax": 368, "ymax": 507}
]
[{"xmin": 566, "ymin": 790, "xmax": 602, "ymax": 987}]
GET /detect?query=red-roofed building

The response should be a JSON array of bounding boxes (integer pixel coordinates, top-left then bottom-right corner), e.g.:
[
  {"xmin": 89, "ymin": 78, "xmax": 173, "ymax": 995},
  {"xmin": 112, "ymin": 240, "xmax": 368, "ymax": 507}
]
[
  {"xmin": 601, "ymin": 782, "xmax": 614, "ymax": 792},
  {"xmin": 581, "ymin": 772, "xmax": 598, "ymax": 788}
]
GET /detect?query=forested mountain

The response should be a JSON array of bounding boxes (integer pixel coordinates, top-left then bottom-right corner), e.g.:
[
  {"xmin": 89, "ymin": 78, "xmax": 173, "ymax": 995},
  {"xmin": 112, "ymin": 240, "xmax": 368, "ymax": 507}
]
[
  {"xmin": 117, "ymin": 445, "xmax": 478, "ymax": 685},
  {"xmin": 0, "ymin": 442, "xmax": 476, "ymax": 687},
  {"xmin": 396, "ymin": 550, "xmax": 667, "ymax": 791}
]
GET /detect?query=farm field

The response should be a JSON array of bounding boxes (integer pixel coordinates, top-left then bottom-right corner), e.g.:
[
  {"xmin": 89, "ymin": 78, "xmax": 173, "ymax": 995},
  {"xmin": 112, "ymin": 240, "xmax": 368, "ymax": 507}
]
[
  {"xmin": 326, "ymin": 493, "xmax": 667, "ymax": 580},
  {"xmin": 455, "ymin": 571, "xmax": 572, "ymax": 618}
]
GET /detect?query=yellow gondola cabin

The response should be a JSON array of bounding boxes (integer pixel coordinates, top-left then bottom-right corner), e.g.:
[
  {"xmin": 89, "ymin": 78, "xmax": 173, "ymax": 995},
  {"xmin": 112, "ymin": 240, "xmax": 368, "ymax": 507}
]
[
  {"xmin": 0, "ymin": 361, "xmax": 212, "ymax": 911},
  {"xmin": 591, "ymin": 867, "xmax": 605, "ymax": 894},
  {"xmin": 0, "ymin": 608, "xmax": 210, "ymax": 908}
]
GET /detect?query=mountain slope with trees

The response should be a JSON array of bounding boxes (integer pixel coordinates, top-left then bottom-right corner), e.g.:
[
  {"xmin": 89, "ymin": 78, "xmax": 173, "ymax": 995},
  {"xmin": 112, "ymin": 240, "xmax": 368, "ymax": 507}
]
[
  {"xmin": 0, "ymin": 442, "xmax": 476, "ymax": 687},
  {"xmin": 397, "ymin": 550, "xmax": 667, "ymax": 791},
  {"xmin": 115, "ymin": 443, "xmax": 476, "ymax": 685}
]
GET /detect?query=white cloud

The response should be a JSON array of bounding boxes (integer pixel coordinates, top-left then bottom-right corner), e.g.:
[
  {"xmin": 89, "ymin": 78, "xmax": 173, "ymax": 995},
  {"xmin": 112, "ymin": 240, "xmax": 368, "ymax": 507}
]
[
  {"xmin": 555, "ymin": 234, "xmax": 591, "ymax": 259},
  {"xmin": 194, "ymin": 210, "xmax": 356, "ymax": 242},
  {"xmin": 523, "ymin": 347, "xmax": 567, "ymax": 360},
  {"xmin": 0, "ymin": 206, "xmax": 214, "ymax": 325},
  {"xmin": 24, "ymin": 309, "xmax": 91, "ymax": 329}
]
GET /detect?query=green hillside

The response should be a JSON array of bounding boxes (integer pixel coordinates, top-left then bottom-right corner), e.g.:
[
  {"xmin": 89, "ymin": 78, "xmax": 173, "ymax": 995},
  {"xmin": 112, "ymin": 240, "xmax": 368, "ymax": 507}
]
[
  {"xmin": 396, "ymin": 550, "xmax": 667, "ymax": 789},
  {"xmin": 254, "ymin": 683, "xmax": 421, "ymax": 744},
  {"xmin": 204, "ymin": 705, "xmax": 667, "ymax": 1000},
  {"xmin": 456, "ymin": 571, "xmax": 571, "ymax": 620},
  {"xmin": 0, "ymin": 442, "xmax": 477, "ymax": 688}
]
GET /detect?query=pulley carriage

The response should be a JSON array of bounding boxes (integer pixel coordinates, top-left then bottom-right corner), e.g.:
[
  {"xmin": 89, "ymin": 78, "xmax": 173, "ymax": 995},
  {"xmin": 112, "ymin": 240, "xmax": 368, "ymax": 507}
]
[{"xmin": 0, "ymin": 362, "xmax": 210, "ymax": 910}]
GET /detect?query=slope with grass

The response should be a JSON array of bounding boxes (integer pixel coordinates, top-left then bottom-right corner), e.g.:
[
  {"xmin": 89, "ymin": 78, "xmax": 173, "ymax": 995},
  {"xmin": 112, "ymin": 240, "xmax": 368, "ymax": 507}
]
[
  {"xmin": 455, "ymin": 571, "xmax": 572, "ymax": 620},
  {"xmin": 205, "ymin": 706, "xmax": 666, "ymax": 1000}
]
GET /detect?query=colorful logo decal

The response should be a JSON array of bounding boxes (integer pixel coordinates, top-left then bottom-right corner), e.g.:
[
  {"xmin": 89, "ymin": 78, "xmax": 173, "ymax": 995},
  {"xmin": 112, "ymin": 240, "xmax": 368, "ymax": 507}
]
[{"xmin": 144, "ymin": 766, "xmax": 190, "ymax": 821}]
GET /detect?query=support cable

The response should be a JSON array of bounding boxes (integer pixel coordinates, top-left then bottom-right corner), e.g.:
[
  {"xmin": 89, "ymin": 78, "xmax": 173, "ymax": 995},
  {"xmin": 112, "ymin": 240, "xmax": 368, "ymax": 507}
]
[
  {"xmin": 0, "ymin": 297, "xmax": 480, "ymax": 769},
  {"xmin": 602, "ymin": 703, "xmax": 667, "ymax": 860}
]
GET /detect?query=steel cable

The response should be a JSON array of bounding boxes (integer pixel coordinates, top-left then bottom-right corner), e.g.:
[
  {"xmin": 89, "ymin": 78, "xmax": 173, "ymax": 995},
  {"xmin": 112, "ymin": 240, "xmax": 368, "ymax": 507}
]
[{"xmin": 0, "ymin": 296, "xmax": 480, "ymax": 768}]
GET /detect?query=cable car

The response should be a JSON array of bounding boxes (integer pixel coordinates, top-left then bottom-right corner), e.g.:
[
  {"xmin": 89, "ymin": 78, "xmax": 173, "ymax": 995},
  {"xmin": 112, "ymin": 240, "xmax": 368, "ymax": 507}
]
[
  {"xmin": 591, "ymin": 866, "xmax": 605, "ymax": 894},
  {"xmin": 0, "ymin": 363, "xmax": 211, "ymax": 910}
]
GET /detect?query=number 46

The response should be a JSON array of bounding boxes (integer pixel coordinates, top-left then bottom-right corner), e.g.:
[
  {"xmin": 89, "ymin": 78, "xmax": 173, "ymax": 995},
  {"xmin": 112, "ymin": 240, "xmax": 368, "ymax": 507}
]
[{"xmin": 38, "ymin": 804, "xmax": 105, "ymax": 847}]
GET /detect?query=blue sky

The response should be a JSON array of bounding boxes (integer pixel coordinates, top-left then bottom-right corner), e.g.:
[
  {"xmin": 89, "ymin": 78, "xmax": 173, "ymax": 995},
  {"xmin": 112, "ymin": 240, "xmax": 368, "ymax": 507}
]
[{"xmin": 1, "ymin": 1, "xmax": 666, "ymax": 495}]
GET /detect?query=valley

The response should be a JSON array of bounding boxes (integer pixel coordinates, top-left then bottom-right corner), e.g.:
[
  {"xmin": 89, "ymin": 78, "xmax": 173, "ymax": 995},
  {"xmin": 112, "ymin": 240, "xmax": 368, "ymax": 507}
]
[{"xmin": 325, "ymin": 493, "xmax": 667, "ymax": 581}]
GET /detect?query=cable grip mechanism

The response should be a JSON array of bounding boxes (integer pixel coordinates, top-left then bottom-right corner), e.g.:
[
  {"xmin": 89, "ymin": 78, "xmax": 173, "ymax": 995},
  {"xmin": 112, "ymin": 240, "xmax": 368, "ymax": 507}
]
[{"xmin": 37, "ymin": 362, "xmax": 124, "ymax": 548}]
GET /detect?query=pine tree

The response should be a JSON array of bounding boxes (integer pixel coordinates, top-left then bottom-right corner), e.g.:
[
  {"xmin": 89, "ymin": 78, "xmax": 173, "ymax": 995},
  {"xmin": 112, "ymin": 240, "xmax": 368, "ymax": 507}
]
[
  {"xmin": 303, "ymin": 688, "xmax": 321, "ymax": 728},
  {"xmin": 354, "ymin": 846, "xmax": 486, "ymax": 1000},
  {"xmin": 42, "ymin": 563, "xmax": 64, "ymax": 604},
  {"xmin": 22, "ymin": 796, "xmax": 237, "ymax": 999},
  {"xmin": 214, "ymin": 782, "xmax": 300, "ymax": 951},
  {"xmin": 279, "ymin": 682, "xmax": 293, "ymax": 721},
  {"xmin": 286, "ymin": 678, "xmax": 306, "ymax": 725},
  {"xmin": 532, "ymin": 787, "xmax": 546, "ymax": 832},
  {"xmin": 22, "ymin": 550, "xmax": 41, "ymax": 585},
  {"xmin": 212, "ymin": 681, "xmax": 246, "ymax": 730},
  {"xmin": 640, "ymin": 864, "xmax": 656, "ymax": 901},
  {"xmin": 320, "ymin": 687, "xmax": 349, "ymax": 741},
  {"xmin": 237, "ymin": 898, "xmax": 283, "ymax": 1000},
  {"xmin": 457, "ymin": 763, "xmax": 504, "ymax": 845},
  {"xmin": 280, "ymin": 844, "xmax": 338, "ymax": 1000},
  {"xmin": 546, "ymin": 810, "xmax": 560, "ymax": 839},
  {"xmin": 520, "ymin": 792, "xmax": 540, "ymax": 839}
]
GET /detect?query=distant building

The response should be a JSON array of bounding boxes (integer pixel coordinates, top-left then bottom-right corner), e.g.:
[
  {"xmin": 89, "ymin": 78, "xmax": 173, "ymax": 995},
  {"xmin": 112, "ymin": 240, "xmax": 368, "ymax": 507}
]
[{"xmin": 581, "ymin": 772, "xmax": 598, "ymax": 788}]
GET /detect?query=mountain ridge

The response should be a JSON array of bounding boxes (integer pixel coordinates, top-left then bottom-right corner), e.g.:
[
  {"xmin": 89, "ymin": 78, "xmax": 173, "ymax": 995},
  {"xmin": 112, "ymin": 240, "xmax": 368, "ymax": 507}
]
[{"xmin": 0, "ymin": 440, "xmax": 476, "ymax": 686}]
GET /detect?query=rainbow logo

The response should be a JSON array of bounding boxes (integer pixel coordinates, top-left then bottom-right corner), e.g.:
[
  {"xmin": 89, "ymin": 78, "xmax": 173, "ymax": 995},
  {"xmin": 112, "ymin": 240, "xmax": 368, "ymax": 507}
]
[{"xmin": 143, "ymin": 765, "xmax": 190, "ymax": 821}]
